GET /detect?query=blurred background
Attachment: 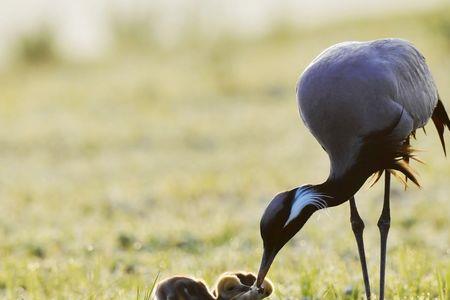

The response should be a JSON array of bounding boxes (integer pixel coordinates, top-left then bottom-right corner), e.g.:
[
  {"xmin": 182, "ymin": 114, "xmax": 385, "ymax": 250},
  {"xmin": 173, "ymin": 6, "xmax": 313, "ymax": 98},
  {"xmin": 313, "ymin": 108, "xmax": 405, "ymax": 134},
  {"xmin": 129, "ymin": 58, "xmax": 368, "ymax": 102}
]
[{"xmin": 0, "ymin": 0, "xmax": 449, "ymax": 299}]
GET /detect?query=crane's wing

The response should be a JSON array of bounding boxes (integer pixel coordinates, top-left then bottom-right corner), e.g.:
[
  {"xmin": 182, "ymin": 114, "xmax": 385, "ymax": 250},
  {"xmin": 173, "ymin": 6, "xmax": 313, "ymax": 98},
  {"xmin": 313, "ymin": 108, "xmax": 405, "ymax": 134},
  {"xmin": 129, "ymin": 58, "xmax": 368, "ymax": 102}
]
[
  {"xmin": 370, "ymin": 39, "xmax": 438, "ymax": 129},
  {"xmin": 376, "ymin": 39, "xmax": 450, "ymax": 154}
]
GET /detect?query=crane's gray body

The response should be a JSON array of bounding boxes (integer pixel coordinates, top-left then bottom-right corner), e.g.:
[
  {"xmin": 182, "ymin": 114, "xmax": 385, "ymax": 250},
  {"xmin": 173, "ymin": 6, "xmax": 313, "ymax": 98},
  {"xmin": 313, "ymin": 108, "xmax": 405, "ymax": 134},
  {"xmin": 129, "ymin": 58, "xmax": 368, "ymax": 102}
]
[{"xmin": 297, "ymin": 38, "xmax": 438, "ymax": 178}]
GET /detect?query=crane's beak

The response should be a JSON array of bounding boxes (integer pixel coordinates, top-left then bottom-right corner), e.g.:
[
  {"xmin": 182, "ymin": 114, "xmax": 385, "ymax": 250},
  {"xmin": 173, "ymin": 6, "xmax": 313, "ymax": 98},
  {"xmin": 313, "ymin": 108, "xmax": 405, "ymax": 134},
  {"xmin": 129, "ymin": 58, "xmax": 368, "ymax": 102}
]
[{"xmin": 256, "ymin": 248, "xmax": 277, "ymax": 288}]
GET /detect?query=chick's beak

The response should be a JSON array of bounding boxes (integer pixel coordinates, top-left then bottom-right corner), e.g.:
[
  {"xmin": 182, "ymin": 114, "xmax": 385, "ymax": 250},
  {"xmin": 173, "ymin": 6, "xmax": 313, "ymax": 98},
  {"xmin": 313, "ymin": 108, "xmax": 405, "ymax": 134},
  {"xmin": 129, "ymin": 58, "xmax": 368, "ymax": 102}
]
[{"xmin": 256, "ymin": 248, "xmax": 277, "ymax": 288}]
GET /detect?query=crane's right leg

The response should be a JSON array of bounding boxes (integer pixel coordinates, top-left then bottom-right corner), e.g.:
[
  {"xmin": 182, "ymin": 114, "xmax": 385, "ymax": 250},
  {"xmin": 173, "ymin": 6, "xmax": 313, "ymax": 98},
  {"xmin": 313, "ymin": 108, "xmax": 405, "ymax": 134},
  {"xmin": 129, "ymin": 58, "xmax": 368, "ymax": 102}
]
[{"xmin": 349, "ymin": 196, "xmax": 371, "ymax": 299}]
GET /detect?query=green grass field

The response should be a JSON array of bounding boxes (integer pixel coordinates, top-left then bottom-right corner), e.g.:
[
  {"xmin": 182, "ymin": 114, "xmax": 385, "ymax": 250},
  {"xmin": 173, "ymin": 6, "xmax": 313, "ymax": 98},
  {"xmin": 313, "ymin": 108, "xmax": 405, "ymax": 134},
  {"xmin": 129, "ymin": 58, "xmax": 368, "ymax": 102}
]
[{"xmin": 0, "ymin": 7, "xmax": 449, "ymax": 299}]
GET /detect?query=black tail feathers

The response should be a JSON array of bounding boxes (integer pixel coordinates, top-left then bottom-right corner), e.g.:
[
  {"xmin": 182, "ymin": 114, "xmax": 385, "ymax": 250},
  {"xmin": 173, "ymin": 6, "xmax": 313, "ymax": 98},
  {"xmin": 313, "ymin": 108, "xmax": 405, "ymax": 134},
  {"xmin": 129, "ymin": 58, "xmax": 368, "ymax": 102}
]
[{"xmin": 432, "ymin": 99, "xmax": 450, "ymax": 156}]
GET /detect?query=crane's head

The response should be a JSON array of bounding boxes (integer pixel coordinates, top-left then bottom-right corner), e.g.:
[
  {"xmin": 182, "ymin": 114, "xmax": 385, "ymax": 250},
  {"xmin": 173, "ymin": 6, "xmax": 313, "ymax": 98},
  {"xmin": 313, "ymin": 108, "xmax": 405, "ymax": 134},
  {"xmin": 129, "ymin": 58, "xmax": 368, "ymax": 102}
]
[{"xmin": 256, "ymin": 185, "xmax": 327, "ymax": 287}]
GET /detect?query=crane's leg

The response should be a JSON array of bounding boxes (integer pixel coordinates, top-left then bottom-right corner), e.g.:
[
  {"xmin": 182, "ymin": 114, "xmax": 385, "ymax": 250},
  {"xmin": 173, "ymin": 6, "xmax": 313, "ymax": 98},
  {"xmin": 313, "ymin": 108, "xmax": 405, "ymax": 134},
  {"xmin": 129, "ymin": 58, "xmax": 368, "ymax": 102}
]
[
  {"xmin": 377, "ymin": 171, "xmax": 391, "ymax": 300},
  {"xmin": 349, "ymin": 196, "xmax": 371, "ymax": 299}
]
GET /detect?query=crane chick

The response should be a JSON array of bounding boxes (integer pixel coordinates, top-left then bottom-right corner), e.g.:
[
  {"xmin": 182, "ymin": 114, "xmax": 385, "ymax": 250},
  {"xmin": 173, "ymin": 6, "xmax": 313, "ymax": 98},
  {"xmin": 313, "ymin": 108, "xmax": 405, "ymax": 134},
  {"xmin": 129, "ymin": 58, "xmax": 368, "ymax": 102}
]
[
  {"xmin": 213, "ymin": 272, "xmax": 273, "ymax": 300},
  {"xmin": 155, "ymin": 272, "xmax": 273, "ymax": 300}
]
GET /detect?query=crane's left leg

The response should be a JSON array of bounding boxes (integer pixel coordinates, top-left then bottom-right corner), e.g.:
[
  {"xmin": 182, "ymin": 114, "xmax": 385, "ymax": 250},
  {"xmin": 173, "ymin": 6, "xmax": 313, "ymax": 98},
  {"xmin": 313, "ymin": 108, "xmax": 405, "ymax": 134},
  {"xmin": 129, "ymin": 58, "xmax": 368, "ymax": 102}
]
[
  {"xmin": 377, "ymin": 171, "xmax": 391, "ymax": 300},
  {"xmin": 349, "ymin": 197, "xmax": 371, "ymax": 299}
]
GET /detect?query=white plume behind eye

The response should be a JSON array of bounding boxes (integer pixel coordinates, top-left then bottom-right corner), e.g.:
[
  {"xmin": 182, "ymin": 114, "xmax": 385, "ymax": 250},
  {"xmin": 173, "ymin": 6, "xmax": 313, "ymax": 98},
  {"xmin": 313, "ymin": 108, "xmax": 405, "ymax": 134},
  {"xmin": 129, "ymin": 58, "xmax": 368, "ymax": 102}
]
[{"xmin": 283, "ymin": 186, "xmax": 329, "ymax": 227}]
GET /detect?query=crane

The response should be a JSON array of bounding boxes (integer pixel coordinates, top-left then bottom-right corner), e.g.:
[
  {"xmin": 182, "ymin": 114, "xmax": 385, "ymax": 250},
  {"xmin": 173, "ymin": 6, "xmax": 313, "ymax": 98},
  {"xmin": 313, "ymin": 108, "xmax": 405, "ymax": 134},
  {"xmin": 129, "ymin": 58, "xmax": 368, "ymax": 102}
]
[{"xmin": 254, "ymin": 38, "xmax": 450, "ymax": 299}]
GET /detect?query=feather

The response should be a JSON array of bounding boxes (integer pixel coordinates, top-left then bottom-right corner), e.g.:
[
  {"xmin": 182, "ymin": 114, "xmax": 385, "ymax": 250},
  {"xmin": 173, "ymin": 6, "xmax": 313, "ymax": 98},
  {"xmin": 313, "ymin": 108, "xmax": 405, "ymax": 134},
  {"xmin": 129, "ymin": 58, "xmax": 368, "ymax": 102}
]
[
  {"xmin": 356, "ymin": 111, "xmax": 421, "ymax": 188},
  {"xmin": 403, "ymin": 136, "xmax": 410, "ymax": 185},
  {"xmin": 432, "ymin": 99, "xmax": 450, "ymax": 156},
  {"xmin": 284, "ymin": 186, "xmax": 329, "ymax": 227},
  {"xmin": 369, "ymin": 170, "xmax": 384, "ymax": 188},
  {"xmin": 390, "ymin": 160, "xmax": 420, "ymax": 187}
]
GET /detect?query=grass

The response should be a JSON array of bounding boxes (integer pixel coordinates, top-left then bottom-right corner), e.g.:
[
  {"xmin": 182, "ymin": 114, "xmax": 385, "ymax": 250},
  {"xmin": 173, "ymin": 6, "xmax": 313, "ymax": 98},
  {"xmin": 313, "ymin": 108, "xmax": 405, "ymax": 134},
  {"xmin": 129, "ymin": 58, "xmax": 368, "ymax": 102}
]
[{"xmin": 0, "ymin": 6, "xmax": 449, "ymax": 299}]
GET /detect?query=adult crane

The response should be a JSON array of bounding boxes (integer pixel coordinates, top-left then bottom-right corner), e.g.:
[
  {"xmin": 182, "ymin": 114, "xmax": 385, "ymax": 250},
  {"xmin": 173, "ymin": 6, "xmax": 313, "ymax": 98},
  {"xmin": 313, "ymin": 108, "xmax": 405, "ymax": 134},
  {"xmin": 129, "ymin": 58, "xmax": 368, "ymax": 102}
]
[{"xmin": 255, "ymin": 38, "xmax": 449, "ymax": 299}]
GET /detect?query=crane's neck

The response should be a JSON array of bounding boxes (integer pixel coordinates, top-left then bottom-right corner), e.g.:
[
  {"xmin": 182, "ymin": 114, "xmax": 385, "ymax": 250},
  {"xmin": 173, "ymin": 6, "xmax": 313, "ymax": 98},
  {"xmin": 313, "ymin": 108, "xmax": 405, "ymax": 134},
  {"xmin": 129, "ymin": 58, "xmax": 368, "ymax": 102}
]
[{"xmin": 314, "ymin": 166, "xmax": 373, "ymax": 207}]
